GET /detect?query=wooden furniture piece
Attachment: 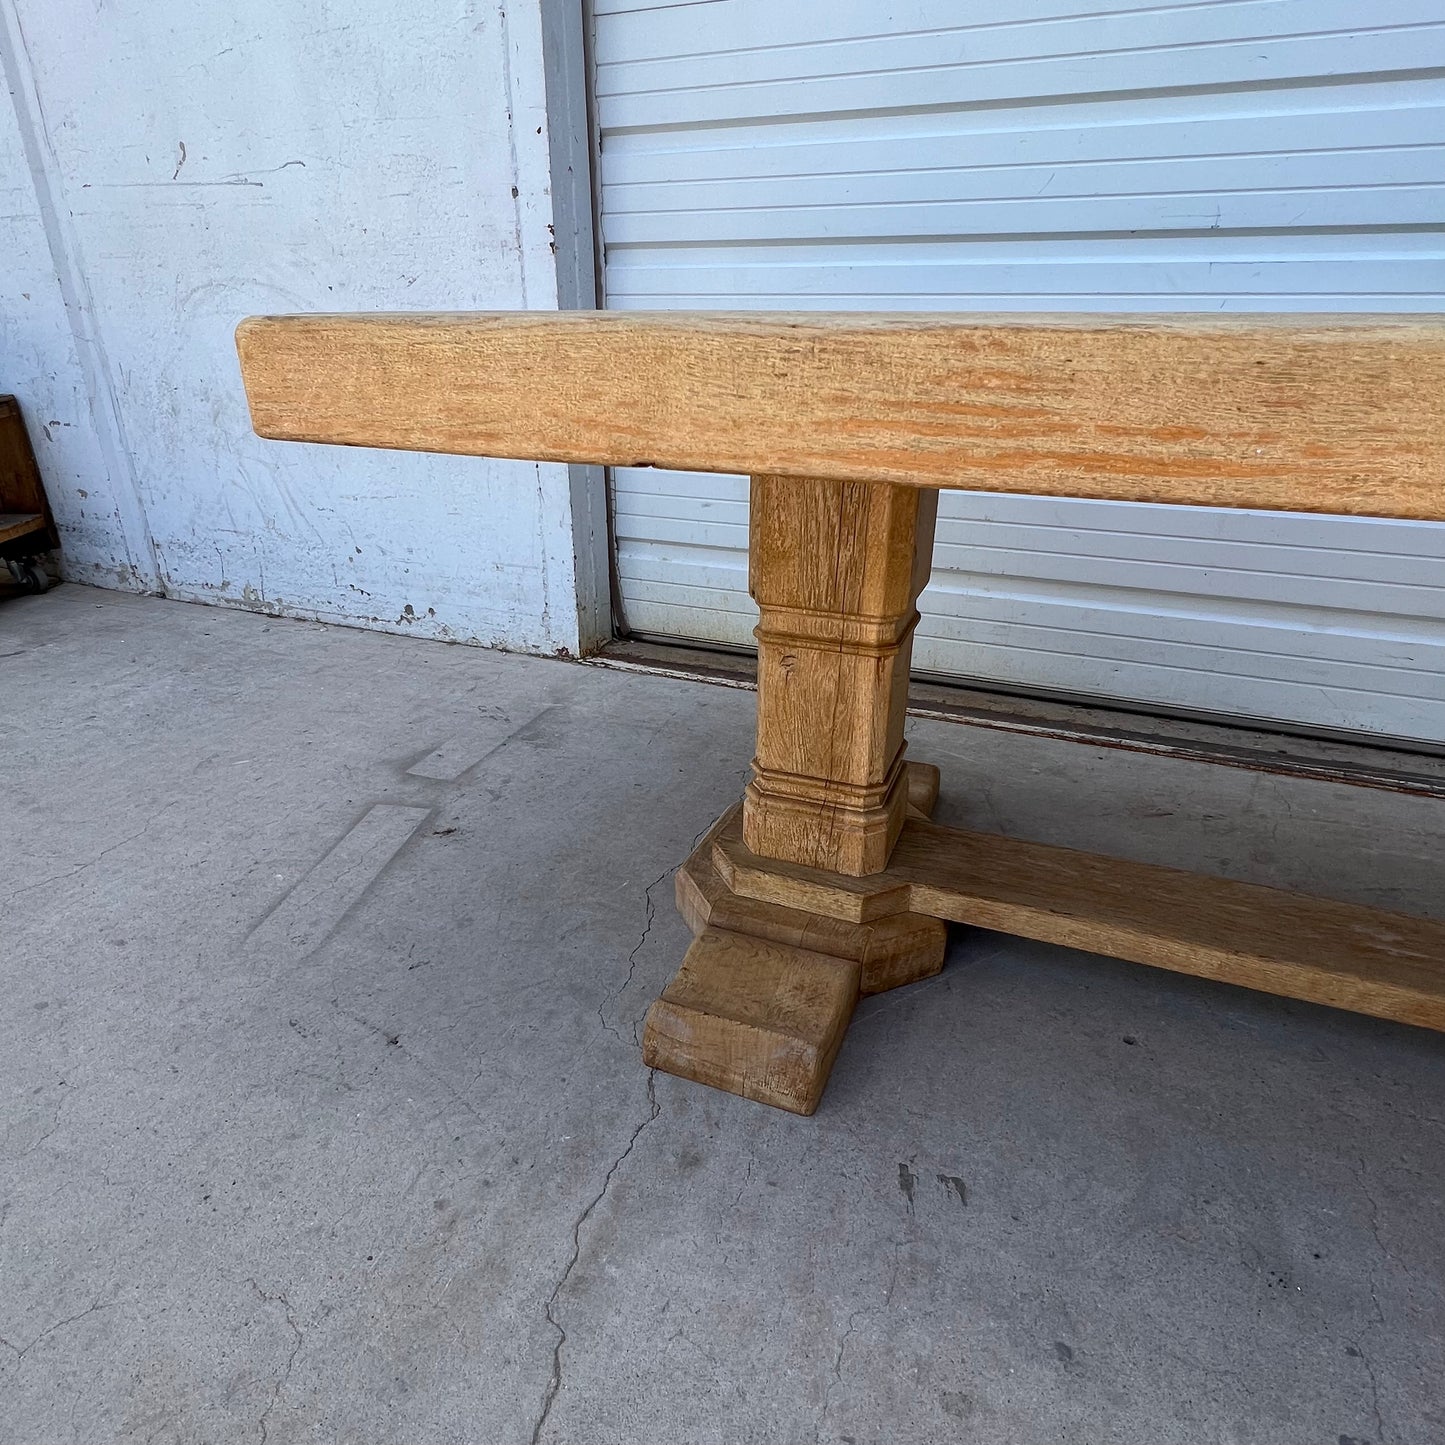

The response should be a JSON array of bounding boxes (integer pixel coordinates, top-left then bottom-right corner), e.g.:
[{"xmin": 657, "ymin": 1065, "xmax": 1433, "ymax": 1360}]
[
  {"xmin": 238, "ymin": 312, "xmax": 1445, "ymax": 1114},
  {"xmin": 0, "ymin": 395, "xmax": 58, "ymax": 593}
]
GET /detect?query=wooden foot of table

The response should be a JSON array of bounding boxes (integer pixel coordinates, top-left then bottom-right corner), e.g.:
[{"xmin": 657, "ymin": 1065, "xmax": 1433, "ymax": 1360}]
[
  {"xmin": 641, "ymin": 762, "xmax": 948, "ymax": 1114},
  {"xmin": 641, "ymin": 929, "xmax": 858, "ymax": 1115}
]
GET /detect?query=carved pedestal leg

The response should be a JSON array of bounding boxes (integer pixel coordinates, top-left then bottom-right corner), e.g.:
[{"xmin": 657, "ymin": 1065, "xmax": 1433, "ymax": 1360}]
[
  {"xmin": 642, "ymin": 477, "xmax": 945, "ymax": 1114},
  {"xmin": 743, "ymin": 473, "xmax": 937, "ymax": 877}
]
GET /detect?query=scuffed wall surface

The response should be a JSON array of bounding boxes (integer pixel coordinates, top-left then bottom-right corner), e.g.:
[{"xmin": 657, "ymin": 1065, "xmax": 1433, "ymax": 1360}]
[
  {"xmin": 0, "ymin": 20, "xmax": 156, "ymax": 590},
  {"xmin": 0, "ymin": 0, "xmax": 591, "ymax": 653}
]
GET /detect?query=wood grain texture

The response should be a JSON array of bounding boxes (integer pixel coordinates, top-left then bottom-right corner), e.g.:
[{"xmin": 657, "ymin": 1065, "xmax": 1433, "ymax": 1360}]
[
  {"xmin": 678, "ymin": 799, "xmax": 946, "ymax": 997},
  {"xmin": 0, "ymin": 513, "xmax": 45, "ymax": 546},
  {"xmin": 713, "ymin": 810, "xmax": 1445, "ymax": 1031},
  {"xmin": 904, "ymin": 762, "xmax": 941, "ymax": 821},
  {"xmin": 743, "ymin": 474, "xmax": 936, "ymax": 875},
  {"xmin": 641, "ymin": 928, "xmax": 860, "ymax": 1115},
  {"xmin": 237, "ymin": 310, "xmax": 1445, "ymax": 518}
]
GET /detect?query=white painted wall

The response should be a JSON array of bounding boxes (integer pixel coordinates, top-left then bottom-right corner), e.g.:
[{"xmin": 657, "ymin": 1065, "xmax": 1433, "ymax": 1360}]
[{"xmin": 0, "ymin": 0, "xmax": 605, "ymax": 653}]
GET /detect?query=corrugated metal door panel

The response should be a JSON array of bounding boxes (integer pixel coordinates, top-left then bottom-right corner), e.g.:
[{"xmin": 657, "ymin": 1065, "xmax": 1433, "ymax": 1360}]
[{"xmin": 596, "ymin": 0, "xmax": 1445, "ymax": 742}]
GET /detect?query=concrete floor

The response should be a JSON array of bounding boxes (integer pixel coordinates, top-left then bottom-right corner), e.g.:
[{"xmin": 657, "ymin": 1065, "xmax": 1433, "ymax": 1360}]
[{"xmin": 2, "ymin": 585, "xmax": 1442, "ymax": 1445}]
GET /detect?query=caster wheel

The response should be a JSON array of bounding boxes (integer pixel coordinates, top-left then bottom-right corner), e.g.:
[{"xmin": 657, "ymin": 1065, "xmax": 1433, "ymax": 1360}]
[{"xmin": 6, "ymin": 558, "xmax": 47, "ymax": 593}]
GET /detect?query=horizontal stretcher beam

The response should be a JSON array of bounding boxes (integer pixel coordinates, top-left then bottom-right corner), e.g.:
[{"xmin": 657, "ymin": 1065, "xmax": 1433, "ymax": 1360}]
[
  {"xmin": 708, "ymin": 807, "xmax": 1445, "ymax": 1032},
  {"xmin": 237, "ymin": 310, "xmax": 1445, "ymax": 520}
]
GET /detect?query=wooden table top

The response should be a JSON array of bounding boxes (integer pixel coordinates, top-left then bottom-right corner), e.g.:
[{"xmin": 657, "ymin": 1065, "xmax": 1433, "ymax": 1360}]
[{"xmin": 238, "ymin": 309, "xmax": 1445, "ymax": 520}]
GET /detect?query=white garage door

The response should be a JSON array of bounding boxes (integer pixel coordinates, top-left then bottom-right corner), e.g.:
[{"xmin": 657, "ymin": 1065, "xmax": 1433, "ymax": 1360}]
[{"xmin": 595, "ymin": 0, "xmax": 1445, "ymax": 744}]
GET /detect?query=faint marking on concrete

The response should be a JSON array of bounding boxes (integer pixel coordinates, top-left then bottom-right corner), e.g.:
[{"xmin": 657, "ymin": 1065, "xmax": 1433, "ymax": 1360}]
[
  {"xmin": 406, "ymin": 705, "xmax": 555, "ymax": 782},
  {"xmin": 247, "ymin": 804, "xmax": 431, "ymax": 962},
  {"xmin": 898, "ymin": 1162, "xmax": 917, "ymax": 1213}
]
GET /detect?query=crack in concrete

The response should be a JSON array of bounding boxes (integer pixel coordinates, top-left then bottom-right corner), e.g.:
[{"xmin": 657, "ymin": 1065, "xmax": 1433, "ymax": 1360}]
[
  {"xmin": 10, "ymin": 802, "xmax": 178, "ymax": 901},
  {"xmin": 1350, "ymin": 1157, "xmax": 1391, "ymax": 1444},
  {"xmin": 329, "ymin": 1001, "xmax": 497, "ymax": 1139},
  {"xmin": 601, "ymin": 816, "xmax": 720, "ymax": 1048},
  {"xmin": 818, "ymin": 1241, "xmax": 904, "ymax": 1439},
  {"xmin": 1357, "ymin": 1342, "xmax": 1386, "ymax": 1445},
  {"xmin": 598, "ymin": 866, "xmax": 675, "ymax": 1048},
  {"xmin": 12, "ymin": 1084, "xmax": 74, "ymax": 1158},
  {"xmin": 731, "ymin": 1157, "xmax": 754, "ymax": 1210},
  {"xmin": 246, "ymin": 1278, "xmax": 304, "ymax": 1445},
  {"xmin": 0, "ymin": 1295, "xmax": 111, "ymax": 1366},
  {"xmin": 1357, "ymin": 1158, "xmax": 1389, "ymax": 1261},
  {"xmin": 529, "ymin": 1069, "xmax": 661, "ymax": 1445},
  {"xmin": 821, "ymin": 1305, "xmax": 864, "ymax": 1429},
  {"xmin": 850, "ymin": 969, "xmax": 952, "ymax": 1030}
]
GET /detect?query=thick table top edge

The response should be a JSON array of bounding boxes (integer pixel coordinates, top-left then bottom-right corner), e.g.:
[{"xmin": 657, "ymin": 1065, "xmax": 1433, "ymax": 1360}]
[{"xmin": 236, "ymin": 310, "xmax": 1445, "ymax": 521}]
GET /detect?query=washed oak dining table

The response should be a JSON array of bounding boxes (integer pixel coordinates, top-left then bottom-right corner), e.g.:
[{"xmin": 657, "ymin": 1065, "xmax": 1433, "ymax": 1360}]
[{"xmin": 238, "ymin": 310, "xmax": 1445, "ymax": 1114}]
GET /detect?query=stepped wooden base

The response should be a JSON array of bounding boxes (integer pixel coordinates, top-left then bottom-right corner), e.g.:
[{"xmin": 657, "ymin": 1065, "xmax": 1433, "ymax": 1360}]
[
  {"xmin": 642, "ymin": 764, "xmax": 1445, "ymax": 1115},
  {"xmin": 676, "ymin": 766, "xmax": 947, "ymax": 997},
  {"xmin": 642, "ymin": 762, "xmax": 947, "ymax": 1114}
]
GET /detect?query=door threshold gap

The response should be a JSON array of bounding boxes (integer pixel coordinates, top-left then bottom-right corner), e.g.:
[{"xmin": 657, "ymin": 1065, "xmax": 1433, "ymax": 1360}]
[{"xmin": 588, "ymin": 638, "xmax": 1445, "ymax": 800}]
